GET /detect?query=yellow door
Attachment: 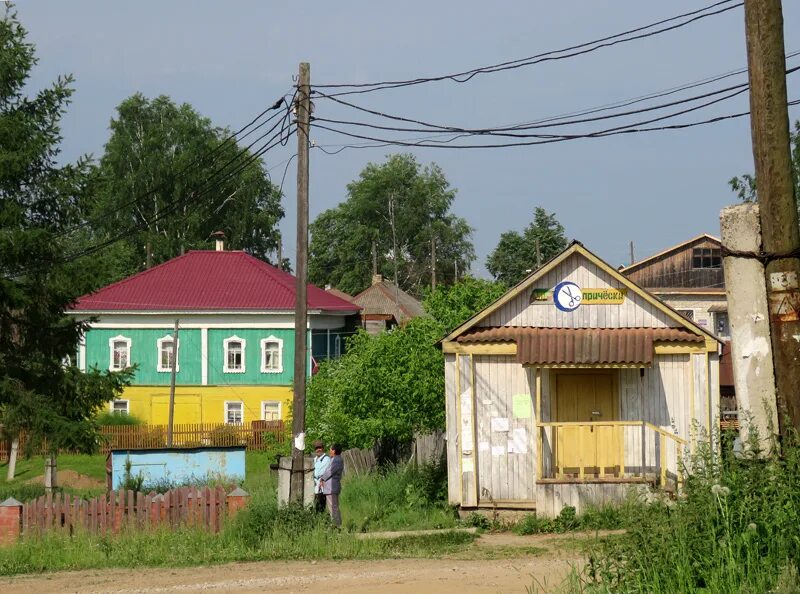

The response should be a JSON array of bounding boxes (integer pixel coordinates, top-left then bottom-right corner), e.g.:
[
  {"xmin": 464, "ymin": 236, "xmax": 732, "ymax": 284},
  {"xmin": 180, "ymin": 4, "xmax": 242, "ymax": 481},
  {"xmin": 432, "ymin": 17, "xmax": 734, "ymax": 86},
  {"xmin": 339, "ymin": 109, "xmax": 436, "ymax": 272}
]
[{"xmin": 554, "ymin": 374, "xmax": 616, "ymax": 476}]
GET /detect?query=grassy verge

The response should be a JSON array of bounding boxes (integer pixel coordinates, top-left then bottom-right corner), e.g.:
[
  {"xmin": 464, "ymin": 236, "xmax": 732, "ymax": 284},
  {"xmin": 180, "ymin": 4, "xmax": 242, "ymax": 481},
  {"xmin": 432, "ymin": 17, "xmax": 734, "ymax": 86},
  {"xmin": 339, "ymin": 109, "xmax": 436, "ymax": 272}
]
[{"xmin": 561, "ymin": 433, "xmax": 800, "ymax": 593}]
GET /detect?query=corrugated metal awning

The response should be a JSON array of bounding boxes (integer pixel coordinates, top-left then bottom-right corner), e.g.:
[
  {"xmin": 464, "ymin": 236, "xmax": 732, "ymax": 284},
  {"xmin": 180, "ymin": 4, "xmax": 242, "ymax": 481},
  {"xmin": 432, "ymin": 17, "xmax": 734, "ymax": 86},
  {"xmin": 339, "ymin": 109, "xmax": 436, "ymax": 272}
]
[{"xmin": 456, "ymin": 327, "xmax": 703, "ymax": 366}]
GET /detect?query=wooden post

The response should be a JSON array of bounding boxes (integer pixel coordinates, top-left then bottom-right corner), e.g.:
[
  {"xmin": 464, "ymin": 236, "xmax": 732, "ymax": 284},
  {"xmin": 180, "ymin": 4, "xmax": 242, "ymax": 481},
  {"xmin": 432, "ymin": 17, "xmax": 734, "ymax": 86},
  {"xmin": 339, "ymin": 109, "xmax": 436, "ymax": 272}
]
[
  {"xmin": 659, "ymin": 433, "xmax": 667, "ymax": 487},
  {"xmin": 44, "ymin": 453, "xmax": 57, "ymax": 494},
  {"xmin": 290, "ymin": 62, "xmax": 311, "ymax": 503},
  {"xmin": 431, "ymin": 236, "xmax": 437, "ymax": 290},
  {"xmin": 166, "ymin": 319, "xmax": 179, "ymax": 447},
  {"xmin": 6, "ymin": 437, "xmax": 18, "ymax": 482},
  {"xmin": 629, "ymin": 241, "xmax": 635, "ymax": 266},
  {"xmin": 744, "ymin": 0, "xmax": 800, "ymax": 436},
  {"xmin": 535, "ymin": 239, "xmax": 542, "ymax": 269}
]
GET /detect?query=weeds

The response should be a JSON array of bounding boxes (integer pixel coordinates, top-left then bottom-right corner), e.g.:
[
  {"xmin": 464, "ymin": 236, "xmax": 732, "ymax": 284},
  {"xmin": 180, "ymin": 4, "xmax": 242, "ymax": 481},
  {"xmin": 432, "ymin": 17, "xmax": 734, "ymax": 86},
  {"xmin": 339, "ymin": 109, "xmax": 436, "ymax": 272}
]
[{"xmin": 575, "ymin": 428, "xmax": 800, "ymax": 593}]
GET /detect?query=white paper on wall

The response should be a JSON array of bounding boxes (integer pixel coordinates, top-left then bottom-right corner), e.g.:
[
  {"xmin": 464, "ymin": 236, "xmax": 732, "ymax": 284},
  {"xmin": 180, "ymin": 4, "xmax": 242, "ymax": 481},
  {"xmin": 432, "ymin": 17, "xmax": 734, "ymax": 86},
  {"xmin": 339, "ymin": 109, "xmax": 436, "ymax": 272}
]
[
  {"xmin": 512, "ymin": 428, "xmax": 528, "ymax": 454},
  {"xmin": 491, "ymin": 417, "xmax": 510, "ymax": 432},
  {"xmin": 461, "ymin": 429, "xmax": 474, "ymax": 453},
  {"xmin": 462, "ymin": 458, "xmax": 474, "ymax": 473},
  {"xmin": 491, "ymin": 445, "xmax": 506, "ymax": 456}
]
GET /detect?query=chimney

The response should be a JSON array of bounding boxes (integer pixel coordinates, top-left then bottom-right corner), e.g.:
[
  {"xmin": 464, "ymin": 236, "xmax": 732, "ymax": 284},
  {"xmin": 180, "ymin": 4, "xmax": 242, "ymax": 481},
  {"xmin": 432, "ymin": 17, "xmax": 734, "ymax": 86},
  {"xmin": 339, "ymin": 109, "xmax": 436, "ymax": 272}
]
[
  {"xmin": 372, "ymin": 273, "xmax": 383, "ymax": 286},
  {"xmin": 211, "ymin": 231, "xmax": 225, "ymax": 252}
]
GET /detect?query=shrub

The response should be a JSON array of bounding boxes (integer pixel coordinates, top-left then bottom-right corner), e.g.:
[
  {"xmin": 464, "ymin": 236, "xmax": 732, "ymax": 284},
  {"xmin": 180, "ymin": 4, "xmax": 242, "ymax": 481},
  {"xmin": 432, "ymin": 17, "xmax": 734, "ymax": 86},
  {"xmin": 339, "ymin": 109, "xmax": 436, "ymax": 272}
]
[
  {"xmin": 208, "ymin": 425, "xmax": 244, "ymax": 446},
  {"xmin": 96, "ymin": 412, "xmax": 143, "ymax": 426},
  {"xmin": 119, "ymin": 458, "xmax": 144, "ymax": 492},
  {"xmin": 581, "ymin": 429, "xmax": 800, "ymax": 593},
  {"xmin": 463, "ymin": 512, "xmax": 490, "ymax": 530}
]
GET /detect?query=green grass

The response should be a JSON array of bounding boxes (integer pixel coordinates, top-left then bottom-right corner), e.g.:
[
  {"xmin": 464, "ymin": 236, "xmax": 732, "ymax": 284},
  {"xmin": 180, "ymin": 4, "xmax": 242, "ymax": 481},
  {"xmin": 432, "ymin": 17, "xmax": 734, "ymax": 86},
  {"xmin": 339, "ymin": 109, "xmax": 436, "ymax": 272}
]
[{"xmin": 565, "ymin": 431, "xmax": 800, "ymax": 593}]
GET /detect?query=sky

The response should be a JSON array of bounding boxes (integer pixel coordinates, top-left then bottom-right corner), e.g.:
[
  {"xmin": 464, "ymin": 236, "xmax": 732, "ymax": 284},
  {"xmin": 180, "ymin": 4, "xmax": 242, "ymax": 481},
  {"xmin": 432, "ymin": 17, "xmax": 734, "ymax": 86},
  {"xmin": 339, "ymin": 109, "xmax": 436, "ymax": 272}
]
[{"xmin": 16, "ymin": 1, "xmax": 800, "ymax": 276}]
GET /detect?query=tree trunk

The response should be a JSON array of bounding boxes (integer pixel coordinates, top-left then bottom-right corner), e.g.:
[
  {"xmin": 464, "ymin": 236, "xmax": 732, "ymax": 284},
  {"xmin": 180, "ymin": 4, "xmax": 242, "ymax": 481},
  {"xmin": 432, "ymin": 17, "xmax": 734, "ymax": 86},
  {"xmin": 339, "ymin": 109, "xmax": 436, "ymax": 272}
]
[
  {"xmin": 6, "ymin": 437, "xmax": 18, "ymax": 482},
  {"xmin": 44, "ymin": 452, "xmax": 57, "ymax": 493}
]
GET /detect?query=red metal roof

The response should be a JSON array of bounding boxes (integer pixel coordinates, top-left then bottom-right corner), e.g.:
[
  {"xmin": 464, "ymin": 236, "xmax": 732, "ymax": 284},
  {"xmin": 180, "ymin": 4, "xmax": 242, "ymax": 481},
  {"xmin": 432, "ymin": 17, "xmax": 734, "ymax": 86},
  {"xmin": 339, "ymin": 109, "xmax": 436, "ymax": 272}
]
[
  {"xmin": 457, "ymin": 327, "xmax": 703, "ymax": 366},
  {"xmin": 72, "ymin": 251, "xmax": 360, "ymax": 313}
]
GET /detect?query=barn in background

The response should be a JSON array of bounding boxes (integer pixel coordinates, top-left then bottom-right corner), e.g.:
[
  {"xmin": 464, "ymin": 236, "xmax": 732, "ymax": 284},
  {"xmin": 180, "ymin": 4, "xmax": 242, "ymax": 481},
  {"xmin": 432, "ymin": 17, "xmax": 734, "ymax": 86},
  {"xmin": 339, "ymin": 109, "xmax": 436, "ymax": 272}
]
[{"xmin": 441, "ymin": 242, "xmax": 721, "ymax": 517}]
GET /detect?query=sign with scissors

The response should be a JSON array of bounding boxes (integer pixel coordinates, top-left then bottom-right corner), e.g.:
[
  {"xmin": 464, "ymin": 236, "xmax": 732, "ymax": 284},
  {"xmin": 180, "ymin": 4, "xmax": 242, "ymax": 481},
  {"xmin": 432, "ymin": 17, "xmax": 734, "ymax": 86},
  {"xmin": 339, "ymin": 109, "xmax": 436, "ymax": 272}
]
[{"xmin": 553, "ymin": 281, "xmax": 582, "ymax": 312}]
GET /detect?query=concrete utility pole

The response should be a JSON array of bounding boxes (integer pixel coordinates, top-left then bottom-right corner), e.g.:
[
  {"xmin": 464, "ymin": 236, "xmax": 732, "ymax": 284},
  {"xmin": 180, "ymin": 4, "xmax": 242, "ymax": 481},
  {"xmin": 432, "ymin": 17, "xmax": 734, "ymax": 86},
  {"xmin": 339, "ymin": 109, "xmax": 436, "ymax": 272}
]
[
  {"xmin": 744, "ymin": 0, "xmax": 800, "ymax": 435},
  {"xmin": 290, "ymin": 62, "xmax": 311, "ymax": 502},
  {"xmin": 166, "ymin": 319, "xmax": 179, "ymax": 447}
]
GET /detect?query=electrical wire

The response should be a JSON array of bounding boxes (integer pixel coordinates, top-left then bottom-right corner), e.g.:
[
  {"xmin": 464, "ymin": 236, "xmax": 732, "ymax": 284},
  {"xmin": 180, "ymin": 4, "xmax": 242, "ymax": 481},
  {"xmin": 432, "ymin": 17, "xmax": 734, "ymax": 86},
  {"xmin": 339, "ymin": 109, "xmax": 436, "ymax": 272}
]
[{"xmin": 313, "ymin": 0, "xmax": 741, "ymax": 96}]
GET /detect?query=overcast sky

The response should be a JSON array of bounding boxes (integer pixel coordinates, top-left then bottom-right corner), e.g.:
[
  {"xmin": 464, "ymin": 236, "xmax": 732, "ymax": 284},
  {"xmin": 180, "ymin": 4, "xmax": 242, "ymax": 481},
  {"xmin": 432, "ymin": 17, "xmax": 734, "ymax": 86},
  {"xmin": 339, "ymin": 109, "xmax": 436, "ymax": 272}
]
[{"xmin": 17, "ymin": 1, "xmax": 800, "ymax": 276}]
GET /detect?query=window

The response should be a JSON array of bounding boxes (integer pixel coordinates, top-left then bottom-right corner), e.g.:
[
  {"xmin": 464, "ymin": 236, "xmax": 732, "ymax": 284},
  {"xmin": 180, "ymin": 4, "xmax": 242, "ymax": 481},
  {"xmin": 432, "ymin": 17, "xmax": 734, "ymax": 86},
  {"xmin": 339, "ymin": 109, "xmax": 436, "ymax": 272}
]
[
  {"xmin": 157, "ymin": 335, "xmax": 180, "ymax": 373},
  {"xmin": 223, "ymin": 336, "xmax": 246, "ymax": 373},
  {"xmin": 677, "ymin": 309, "xmax": 695, "ymax": 321},
  {"xmin": 109, "ymin": 335, "xmax": 131, "ymax": 371},
  {"xmin": 111, "ymin": 399, "xmax": 129, "ymax": 415},
  {"xmin": 261, "ymin": 401, "xmax": 281, "ymax": 421},
  {"xmin": 716, "ymin": 312, "xmax": 730, "ymax": 337},
  {"xmin": 692, "ymin": 247, "xmax": 721, "ymax": 269},
  {"xmin": 225, "ymin": 401, "xmax": 243, "ymax": 425},
  {"xmin": 260, "ymin": 336, "xmax": 283, "ymax": 373}
]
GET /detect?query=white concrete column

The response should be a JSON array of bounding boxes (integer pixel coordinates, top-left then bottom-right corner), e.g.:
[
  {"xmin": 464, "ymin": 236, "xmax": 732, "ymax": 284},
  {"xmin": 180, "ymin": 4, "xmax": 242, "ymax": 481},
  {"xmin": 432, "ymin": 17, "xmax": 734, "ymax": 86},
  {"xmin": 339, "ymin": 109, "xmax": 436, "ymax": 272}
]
[{"xmin": 720, "ymin": 203, "xmax": 779, "ymax": 450}]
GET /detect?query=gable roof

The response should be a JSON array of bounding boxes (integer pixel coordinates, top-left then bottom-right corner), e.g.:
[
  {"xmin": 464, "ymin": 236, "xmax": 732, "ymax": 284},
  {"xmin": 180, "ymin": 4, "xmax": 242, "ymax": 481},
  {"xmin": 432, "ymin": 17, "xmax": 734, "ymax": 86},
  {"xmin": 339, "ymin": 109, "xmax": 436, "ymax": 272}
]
[
  {"xmin": 619, "ymin": 233, "xmax": 721, "ymax": 274},
  {"xmin": 71, "ymin": 251, "xmax": 360, "ymax": 313},
  {"xmin": 352, "ymin": 278, "xmax": 425, "ymax": 323},
  {"xmin": 443, "ymin": 241, "xmax": 720, "ymax": 344}
]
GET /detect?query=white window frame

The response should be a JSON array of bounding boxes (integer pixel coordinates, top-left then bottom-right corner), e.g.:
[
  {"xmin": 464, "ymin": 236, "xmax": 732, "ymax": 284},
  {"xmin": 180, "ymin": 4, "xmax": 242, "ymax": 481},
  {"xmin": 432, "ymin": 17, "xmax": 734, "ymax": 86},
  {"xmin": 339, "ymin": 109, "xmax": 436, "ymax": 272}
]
[
  {"xmin": 157, "ymin": 335, "xmax": 180, "ymax": 373},
  {"xmin": 110, "ymin": 399, "xmax": 130, "ymax": 415},
  {"xmin": 260, "ymin": 336, "xmax": 284, "ymax": 374},
  {"xmin": 223, "ymin": 335, "xmax": 247, "ymax": 374},
  {"xmin": 225, "ymin": 400, "xmax": 244, "ymax": 425},
  {"xmin": 108, "ymin": 335, "xmax": 132, "ymax": 372},
  {"xmin": 261, "ymin": 400, "xmax": 282, "ymax": 421}
]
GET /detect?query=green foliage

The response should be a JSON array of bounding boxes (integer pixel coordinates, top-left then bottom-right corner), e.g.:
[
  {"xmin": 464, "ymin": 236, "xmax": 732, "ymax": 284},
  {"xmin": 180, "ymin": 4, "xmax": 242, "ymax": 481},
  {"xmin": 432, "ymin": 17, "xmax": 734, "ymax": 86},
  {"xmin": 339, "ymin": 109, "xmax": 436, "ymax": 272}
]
[
  {"xmin": 340, "ymin": 461, "xmax": 458, "ymax": 533},
  {"xmin": 423, "ymin": 276, "xmax": 506, "ymax": 334},
  {"xmin": 486, "ymin": 207, "xmax": 569, "ymax": 286},
  {"xmin": 0, "ymin": 8, "xmax": 132, "ymax": 457},
  {"xmin": 120, "ymin": 458, "xmax": 144, "ymax": 492},
  {"xmin": 463, "ymin": 512, "xmax": 491, "ymax": 530},
  {"xmin": 309, "ymin": 153, "xmax": 475, "ymax": 296},
  {"xmin": 87, "ymin": 93, "xmax": 285, "ymax": 283},
  {"xmin": 729, "ymin": 119, "xmax": 800, "ymax": 209},
  {"xmin": 307, "ymin": 317, "xmax": 445, "ymax": 449},
  {"xmin": 207, "ymin": 424, "xmax": 244, "ymax": 446},
  {"xmin": 260, "ymin": 431, "xmax": 290, "ymax": 461},
  {"xmin": 95, "ymin": 411, "xmax": 143, "ymax": 426},
  {"xmin": 580, "ymin": 432, "xmax": 800, "ymax": 593}
]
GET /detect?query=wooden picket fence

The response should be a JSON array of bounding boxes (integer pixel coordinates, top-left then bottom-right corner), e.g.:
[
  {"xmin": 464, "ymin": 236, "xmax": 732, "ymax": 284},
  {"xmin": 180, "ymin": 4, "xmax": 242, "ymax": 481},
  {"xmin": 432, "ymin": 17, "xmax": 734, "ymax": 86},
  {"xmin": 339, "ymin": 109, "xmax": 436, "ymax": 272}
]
[
  {"xmin": 18, "ymin": 486, "xmax": 248, "ymax": 539},
  {"xmin": 0, "ymin": 421, "xmax": 286, "ymax": 461}
]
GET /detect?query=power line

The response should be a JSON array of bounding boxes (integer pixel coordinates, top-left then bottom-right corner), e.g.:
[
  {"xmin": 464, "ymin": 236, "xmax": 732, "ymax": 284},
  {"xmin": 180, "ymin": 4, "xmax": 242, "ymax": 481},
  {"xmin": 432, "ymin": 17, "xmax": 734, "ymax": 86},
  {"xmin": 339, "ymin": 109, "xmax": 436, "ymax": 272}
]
[
  {"xmin": 310, "ymin": 98, "xmax": 800, "ymax": 151},
  {"xmin": 313, "ymin": 0, "xmax": 741, "ymax": 96}
]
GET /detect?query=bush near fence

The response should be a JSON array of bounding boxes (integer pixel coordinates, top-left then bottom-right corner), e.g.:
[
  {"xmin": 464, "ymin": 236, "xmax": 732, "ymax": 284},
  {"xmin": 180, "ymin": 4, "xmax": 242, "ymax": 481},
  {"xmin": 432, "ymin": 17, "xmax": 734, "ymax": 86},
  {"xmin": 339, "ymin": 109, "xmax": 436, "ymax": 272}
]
[
  {"xmin": 0, "ymin": 486, "xmax": 251, "ymax": 545},
  {"xmin": 0, "ymin": 421, "xmax": 286, "ymax": 461}
]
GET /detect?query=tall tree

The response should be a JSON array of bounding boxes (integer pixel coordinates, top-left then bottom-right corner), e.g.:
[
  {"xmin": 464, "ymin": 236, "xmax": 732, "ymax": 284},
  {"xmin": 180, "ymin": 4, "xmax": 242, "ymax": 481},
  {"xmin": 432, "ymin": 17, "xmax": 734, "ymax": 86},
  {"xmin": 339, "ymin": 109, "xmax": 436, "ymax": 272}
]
[
  {"xmin": 486, "ymin": 207, "xmax": 568, "ymax": 286},
  {"xmin": 0, "ymin": 6, "xmax": 130, "ymax": 482},
  {"xmin": 423, "ymin": 277, "xmax": 506, "ymax": 334},
  {"xmin": 309, "ymin": 154, "xmax": 474, "ymax": 296},
  {"xmin": 88, "ymin": 94, "xmax": 284, "ymax": 281},
  {"xmin": 729, "ymin": 119, "xmax": 800, "ymax": 206}
]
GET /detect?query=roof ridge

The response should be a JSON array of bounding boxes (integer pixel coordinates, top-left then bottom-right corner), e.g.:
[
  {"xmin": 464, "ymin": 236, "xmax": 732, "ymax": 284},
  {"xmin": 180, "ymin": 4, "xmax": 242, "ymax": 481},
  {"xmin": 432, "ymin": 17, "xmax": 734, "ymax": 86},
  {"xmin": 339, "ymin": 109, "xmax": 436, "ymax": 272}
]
[{"xmin": 620, "ymin": 233, "xmax": 721, "ymax": 272}]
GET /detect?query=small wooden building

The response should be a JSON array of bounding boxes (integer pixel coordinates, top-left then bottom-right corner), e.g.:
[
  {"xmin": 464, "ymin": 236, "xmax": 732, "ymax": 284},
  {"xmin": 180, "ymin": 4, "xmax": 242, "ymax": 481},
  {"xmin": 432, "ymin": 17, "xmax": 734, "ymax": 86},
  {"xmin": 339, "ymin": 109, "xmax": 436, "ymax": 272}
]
[{"xmin": 441, "ymin": 242, "xmax": 720, "ymax": 517}]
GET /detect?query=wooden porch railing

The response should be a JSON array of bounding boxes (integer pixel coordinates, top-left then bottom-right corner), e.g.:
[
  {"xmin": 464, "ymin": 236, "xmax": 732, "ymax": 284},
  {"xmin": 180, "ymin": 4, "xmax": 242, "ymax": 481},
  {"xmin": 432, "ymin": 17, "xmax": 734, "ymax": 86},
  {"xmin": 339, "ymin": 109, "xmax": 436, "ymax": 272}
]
[{"xmin": 537, "ymin": 421, "xmax": 688, "ymax": 494}]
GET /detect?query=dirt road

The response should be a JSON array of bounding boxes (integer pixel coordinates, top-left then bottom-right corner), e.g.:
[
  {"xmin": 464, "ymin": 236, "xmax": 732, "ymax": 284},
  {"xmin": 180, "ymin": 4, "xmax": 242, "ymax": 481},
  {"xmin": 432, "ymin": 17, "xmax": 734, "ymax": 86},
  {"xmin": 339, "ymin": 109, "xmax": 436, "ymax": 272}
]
[{"xmin": 0, "ymin": 533, "xmax": 595, "ymax": 593}]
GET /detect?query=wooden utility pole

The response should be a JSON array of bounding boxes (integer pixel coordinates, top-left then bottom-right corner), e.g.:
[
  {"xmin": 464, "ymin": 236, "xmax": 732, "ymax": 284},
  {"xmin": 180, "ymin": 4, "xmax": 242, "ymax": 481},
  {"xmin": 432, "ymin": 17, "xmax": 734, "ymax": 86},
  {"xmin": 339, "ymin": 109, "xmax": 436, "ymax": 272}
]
[
  {"xmin": 166, "ymin": 319, "xmax": 179, "ymax": 447},
  {"xmin": 629, "ymin": 241, "xmax": 635, "ymax": 266},
  {"xmin": 371, "ymin": 240, "xmax": 378, "ymax": 276},
  {"xmin": 744, "ymin": 0, "xmax": 800, "ymax": 435},
  {"xmin": 290, "ymin": 62, "xmax": 311, "ymax": 502},
  {"xmin": 431, "ymin": 237, "xmax": 437, "ymax": 290},
  {"xmin": 535, "ymin": 239, "xmax": 542, "ymax": 269}
]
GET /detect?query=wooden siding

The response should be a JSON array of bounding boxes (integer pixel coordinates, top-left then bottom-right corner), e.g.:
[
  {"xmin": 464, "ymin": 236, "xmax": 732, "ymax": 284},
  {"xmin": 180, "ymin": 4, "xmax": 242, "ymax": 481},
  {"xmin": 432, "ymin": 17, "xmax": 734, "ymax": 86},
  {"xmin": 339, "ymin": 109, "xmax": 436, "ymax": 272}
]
[
  {"xmin": 473, "ymin": 356, "xmax": 536, "ymax": 503},
  {"xmin": 444, "ymin": 353, "xmax": 460, "ymax": 505},
  {"xmin": 624, "ymin": 237, "xmax": 724, "ymax": 289},
  {"xmin": 482, "ymin": 253, "xmax": 678, "ymax": 329}
]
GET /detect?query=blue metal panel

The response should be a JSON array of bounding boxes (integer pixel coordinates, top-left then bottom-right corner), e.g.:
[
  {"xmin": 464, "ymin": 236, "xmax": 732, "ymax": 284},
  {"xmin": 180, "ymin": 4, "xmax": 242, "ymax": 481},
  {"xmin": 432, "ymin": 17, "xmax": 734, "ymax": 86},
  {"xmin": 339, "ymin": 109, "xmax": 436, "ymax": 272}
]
[{"xmin": 109, "ymin": 446, "xmax": 246, "ymax": 490}]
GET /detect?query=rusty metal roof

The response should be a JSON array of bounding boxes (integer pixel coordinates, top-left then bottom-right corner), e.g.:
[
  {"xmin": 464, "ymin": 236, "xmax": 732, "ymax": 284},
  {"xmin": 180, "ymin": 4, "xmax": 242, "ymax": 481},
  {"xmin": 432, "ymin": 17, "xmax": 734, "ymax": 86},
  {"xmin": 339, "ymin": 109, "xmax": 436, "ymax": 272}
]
[
  {"xmin": 352, "ymin": 279, "xmax": 425, "ymax": 323},
  {"xmin": 456, "ymin": 327, "xmax": 703, "ymax": 366}
]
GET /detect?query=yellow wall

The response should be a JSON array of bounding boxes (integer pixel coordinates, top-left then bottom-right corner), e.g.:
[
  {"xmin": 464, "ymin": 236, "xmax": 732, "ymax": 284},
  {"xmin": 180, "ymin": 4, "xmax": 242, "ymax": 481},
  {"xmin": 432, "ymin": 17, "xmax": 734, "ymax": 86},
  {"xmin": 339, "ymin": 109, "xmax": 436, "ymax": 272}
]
[{"xmin": 114, "ymin": 385, "xmax": 293, "ymax": 425}]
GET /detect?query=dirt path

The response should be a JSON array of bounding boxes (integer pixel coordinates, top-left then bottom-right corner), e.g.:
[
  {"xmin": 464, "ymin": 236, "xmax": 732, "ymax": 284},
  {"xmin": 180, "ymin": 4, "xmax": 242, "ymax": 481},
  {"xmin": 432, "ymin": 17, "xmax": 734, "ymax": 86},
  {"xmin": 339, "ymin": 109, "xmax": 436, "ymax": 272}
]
[{"xmin": 0, "ymin": 533, "xmax": 600, "ymax": 594}]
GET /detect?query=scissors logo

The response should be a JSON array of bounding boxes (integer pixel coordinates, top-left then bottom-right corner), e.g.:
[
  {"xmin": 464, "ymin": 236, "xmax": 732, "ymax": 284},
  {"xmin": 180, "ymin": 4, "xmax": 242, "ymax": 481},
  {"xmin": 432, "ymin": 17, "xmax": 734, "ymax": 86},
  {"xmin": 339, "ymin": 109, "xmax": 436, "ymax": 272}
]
[{"xmin": 554, "ymin": 281, "xmax": 582, "ymax": 312}]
